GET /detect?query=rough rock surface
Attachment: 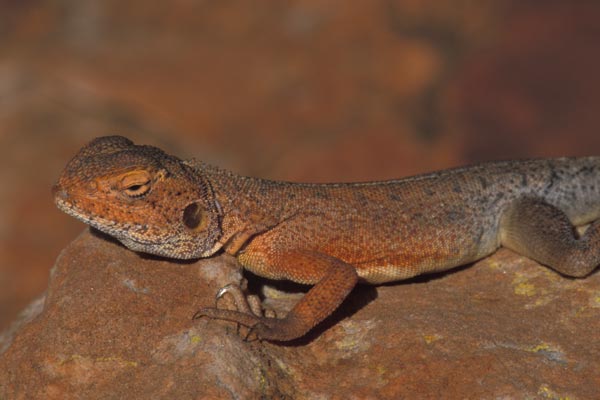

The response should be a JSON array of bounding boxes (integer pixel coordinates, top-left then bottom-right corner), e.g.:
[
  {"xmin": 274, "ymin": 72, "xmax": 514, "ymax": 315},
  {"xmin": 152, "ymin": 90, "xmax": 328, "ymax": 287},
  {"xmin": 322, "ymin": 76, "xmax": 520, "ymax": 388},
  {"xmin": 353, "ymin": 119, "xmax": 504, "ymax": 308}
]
[{"xmin": 1, "ymin": 229, "xmax": 599, "ymax": 399}]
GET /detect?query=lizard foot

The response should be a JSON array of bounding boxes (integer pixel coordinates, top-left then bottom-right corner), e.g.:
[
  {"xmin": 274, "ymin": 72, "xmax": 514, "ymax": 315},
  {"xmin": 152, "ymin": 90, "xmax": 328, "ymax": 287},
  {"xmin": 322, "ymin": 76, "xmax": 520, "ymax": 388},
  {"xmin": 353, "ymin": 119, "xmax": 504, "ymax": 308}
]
[
  {"xmin": 193, "ymin": 283, "xmax": 276, "ymax": 341},
  {"xmin": 195, "ymin": 256, "xmax": 359, "ymax": 341}
]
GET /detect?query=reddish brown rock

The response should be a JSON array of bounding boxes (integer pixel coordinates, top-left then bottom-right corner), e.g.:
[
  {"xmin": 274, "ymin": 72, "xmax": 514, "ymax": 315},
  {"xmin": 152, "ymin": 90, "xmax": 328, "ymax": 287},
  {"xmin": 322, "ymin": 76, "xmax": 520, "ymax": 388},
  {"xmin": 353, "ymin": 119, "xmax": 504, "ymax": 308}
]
[
  {"xmin": 1, "ymin": 229, "xmax": 599, "ymax": 398},
  {"xmin": 0, "ymin": 230, "xmax": 284, "ymax": 399}
]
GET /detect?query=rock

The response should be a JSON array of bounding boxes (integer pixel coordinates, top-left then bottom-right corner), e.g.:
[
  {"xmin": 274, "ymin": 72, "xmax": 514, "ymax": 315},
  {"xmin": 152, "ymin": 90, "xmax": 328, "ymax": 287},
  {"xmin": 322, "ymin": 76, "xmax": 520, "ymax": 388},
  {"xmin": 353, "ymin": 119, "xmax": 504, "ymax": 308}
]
[
  {"xmin": 0, "ymin": 230, "xmax": 284, "ymax": 399},
  {"xmin": 1, "ymin": 229, "xmax": 599, "ymax": 399}
]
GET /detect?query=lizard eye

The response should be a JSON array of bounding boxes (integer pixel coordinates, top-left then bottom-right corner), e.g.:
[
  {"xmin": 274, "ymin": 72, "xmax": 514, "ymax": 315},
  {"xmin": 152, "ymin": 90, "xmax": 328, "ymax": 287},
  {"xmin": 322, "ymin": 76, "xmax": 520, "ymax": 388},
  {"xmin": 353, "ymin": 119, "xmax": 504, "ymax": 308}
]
[
  {"xmin": 124, "ymin": 182, "xmax": 150, "ymax": 197},
  {"xmin": 120, "ymin": 172, "xmax": 152, "ymax": 198}
]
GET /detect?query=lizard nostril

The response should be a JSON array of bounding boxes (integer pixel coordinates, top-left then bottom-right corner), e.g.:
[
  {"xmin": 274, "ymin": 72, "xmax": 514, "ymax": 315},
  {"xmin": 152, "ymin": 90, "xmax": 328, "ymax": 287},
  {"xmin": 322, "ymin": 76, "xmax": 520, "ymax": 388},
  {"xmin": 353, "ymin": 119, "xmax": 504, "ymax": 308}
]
[{"xmin": 52, "ymin": 184, "xmax": 69, "ymax": 200}]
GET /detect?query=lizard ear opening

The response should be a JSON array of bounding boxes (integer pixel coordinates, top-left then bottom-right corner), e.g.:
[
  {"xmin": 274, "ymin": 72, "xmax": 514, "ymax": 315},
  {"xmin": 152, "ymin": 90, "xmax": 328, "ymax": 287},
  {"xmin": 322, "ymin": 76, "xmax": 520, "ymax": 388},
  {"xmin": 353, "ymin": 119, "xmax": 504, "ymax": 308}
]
[{"xmin": 183, "ymin": 202, "xmax": 208, "ymax": 231}]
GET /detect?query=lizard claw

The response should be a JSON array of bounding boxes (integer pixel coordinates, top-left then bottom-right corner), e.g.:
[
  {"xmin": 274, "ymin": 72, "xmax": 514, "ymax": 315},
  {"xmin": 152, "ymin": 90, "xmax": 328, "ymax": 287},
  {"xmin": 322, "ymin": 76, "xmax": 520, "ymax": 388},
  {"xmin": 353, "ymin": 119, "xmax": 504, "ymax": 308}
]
[
  {"xmin": 192, "ymin": 310, "xmax": 204, "ymax": 320},
  {"xmin": 215, "ymin": 283, "xmax": 237, "ymax": 301},
  {"xmin": 213, "ymin": 283, "xmax": 257, "ymax": 315}
]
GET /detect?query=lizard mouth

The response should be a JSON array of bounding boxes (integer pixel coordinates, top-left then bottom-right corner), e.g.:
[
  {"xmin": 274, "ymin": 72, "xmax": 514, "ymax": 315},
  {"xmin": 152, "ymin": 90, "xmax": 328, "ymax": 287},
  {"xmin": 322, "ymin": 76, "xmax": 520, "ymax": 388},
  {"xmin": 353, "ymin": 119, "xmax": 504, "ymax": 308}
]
[
  {"xmin": 53, "ymin": 187, "xmax": 119, "ymax": 231},
  {"xmin": 54, "ymin": 195, "xmax": 173, "ymax": 257},
  {"xmin": 55, "ymin": 196, "xmax": 118, "ymax": 232},
  {"xmin": 54, "ymin": 196, "xmax": 150, "ymax": 244}
]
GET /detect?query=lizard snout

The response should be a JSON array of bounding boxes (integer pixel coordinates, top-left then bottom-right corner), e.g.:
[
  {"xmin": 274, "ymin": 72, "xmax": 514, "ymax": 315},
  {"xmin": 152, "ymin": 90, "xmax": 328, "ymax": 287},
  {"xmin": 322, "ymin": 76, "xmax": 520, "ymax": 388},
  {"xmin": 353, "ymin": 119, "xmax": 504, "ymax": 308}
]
[{"xmin": 52, "ymin": 183, "xmax": 69, "ymax": 200}]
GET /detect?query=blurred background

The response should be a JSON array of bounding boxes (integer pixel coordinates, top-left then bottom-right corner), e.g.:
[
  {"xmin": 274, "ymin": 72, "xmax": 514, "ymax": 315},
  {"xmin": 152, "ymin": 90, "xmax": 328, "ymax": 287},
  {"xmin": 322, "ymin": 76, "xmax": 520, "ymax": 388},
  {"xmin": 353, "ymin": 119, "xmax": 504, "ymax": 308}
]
[{"xmin": 1, "ymin": 1, "xmax": 600, "ymax": 331}]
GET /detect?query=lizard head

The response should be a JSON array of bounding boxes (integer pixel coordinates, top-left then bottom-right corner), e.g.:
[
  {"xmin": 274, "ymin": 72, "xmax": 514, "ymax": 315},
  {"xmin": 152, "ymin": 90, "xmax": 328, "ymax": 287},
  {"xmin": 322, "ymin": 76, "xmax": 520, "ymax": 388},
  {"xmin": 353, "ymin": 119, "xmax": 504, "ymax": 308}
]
[{"xmin": 53, "ymin": 135, "xmax": 223, "ymax": 259}]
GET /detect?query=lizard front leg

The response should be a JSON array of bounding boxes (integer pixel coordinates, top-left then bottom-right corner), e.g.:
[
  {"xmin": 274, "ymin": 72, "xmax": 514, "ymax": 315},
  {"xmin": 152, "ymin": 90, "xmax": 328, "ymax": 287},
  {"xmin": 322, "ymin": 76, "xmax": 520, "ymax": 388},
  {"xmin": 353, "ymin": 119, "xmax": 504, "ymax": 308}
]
[
  {"xmin": 195, "ymin": 252, "xmax": 359, "ymax": 342},
  {"xmin": 500, "ymin": 197, "xmax": 600, "ymax": 278}
]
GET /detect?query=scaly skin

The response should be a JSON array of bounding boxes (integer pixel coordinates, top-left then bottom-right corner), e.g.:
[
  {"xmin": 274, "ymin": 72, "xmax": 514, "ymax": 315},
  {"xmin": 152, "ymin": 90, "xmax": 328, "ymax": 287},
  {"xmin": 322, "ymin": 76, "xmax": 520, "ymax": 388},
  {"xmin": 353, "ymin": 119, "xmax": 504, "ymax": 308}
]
[{"xmin": 53, "ymin": 136, "xmax": 600, "ymax": 341}]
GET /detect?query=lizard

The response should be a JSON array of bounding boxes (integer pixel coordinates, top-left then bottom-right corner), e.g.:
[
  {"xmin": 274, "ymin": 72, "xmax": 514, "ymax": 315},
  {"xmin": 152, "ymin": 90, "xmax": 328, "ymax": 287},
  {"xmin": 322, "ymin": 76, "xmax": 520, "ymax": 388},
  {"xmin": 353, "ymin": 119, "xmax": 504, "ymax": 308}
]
[{"xmin": 52, "ymin": 135, "xmax": 600, "ymax": 342}]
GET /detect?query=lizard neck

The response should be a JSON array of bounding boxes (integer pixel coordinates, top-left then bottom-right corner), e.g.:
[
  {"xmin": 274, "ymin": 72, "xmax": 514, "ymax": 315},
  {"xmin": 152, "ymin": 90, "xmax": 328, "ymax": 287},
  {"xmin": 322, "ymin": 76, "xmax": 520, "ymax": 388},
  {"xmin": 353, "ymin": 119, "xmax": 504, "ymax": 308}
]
[{"xmin": 198, "ymin": 162, "xmax": 295, "ymax": 255}]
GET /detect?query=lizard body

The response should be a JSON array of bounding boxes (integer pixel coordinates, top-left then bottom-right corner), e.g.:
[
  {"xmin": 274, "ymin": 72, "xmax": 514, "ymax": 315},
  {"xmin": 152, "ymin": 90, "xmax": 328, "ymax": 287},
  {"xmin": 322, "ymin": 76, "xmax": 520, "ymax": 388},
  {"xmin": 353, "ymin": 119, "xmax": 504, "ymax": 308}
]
[{"xmin": 53, "ymin": 136, "xmax": 600, "ymax": 341}]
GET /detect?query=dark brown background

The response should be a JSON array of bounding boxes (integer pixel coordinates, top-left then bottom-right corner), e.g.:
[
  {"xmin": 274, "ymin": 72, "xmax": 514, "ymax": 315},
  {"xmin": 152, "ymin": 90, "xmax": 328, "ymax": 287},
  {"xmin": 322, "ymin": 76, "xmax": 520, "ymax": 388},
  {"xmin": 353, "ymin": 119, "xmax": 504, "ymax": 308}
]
[{"xmin": 1, "ymin": 1, "xmax": 600, "ymax": 331}]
